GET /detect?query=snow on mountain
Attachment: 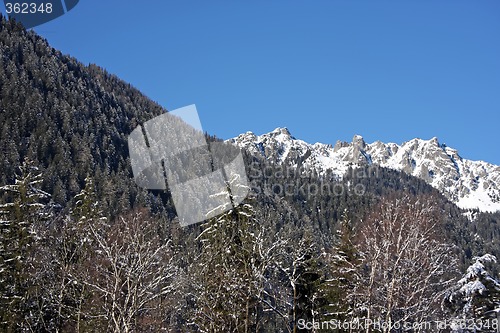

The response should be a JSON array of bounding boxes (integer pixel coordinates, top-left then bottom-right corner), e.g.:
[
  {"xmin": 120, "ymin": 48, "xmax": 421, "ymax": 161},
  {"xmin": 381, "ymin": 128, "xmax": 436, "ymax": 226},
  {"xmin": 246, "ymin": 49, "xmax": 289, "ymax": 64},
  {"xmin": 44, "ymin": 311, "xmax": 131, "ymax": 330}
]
[{"xmin": 229, "ymin": 127, "xmax": 500, "ymax": 212}]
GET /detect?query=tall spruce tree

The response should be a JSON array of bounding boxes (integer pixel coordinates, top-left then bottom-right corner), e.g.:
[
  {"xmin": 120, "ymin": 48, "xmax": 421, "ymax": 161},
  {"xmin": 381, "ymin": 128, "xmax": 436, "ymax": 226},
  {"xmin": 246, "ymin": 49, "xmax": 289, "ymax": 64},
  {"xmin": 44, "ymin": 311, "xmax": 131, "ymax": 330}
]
[
  {"xmin": 47, "ymin": 177, "xmax": 106, "ymax": 332},
  {"xmin": 0, "ymin": 158, "xmax": 51, "ymax": 331},
  {"xmin": 319, "ymin": 209, "xmax": 362, "ymax": 328},
  {"xmin": 191, "ymin": 172, "xmax": 266, "ymax": 332},
  {"xmin": 447, "ymin": 254, "xmax": 500, "ymax": 323}
]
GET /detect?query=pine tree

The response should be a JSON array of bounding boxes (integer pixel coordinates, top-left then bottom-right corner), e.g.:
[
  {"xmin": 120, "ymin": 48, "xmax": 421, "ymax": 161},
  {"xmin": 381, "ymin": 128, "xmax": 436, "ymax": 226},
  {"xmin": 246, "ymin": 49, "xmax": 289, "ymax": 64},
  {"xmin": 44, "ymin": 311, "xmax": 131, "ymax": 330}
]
[
  {"xmin": 276, "ymin": 226, "xmax": 324, "ymax": 333},
  {"xmin": 71, "ymin": 177, "xmax": 102, "ymax": 221},
  {"xmin": 291, "ymin": 233, "xmax": 323, "ymax": 333},
  {"xmin": 190, "ymin": 172, "xmax": 285, "ymax": 332},
  {"xmin": 194, "ymin": 200, "xmax": 262, "ymax": 332},
  {"xmin": 319, "ymin": 209, "xmax": 362, "ymax": 327},
  {"xmin": 47, "ymin": 177, "xmax": 105, "ymax": 332},
  {"xmin": 447, "ymin": 254, "xmax": 500, "ymax": 322},
  {"xmin": 0, "ymin": 158, "xmax": 51, "ymax": 331}
]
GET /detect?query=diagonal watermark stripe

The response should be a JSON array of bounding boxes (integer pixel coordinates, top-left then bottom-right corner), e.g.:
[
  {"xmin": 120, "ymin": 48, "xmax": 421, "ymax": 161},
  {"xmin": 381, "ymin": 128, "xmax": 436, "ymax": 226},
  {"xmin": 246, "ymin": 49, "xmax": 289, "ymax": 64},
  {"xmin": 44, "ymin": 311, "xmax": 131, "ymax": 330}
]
[{"xmin": 128, "ymin": 105, "xmax": 249, "ymax": 227}]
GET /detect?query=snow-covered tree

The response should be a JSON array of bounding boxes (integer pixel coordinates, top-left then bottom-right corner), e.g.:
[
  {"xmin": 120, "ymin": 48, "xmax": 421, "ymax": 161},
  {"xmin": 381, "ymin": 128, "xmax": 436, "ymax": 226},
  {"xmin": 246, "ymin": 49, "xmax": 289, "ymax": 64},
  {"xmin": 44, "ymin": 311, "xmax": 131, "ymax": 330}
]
[
  {"xmin": 0, "ymin": 158, "xmax": 52, "ymax": 331},
  {"xmin": 192, "ymin": 200, "xmax": 262, "ymax": 332},
  {"xmin": 277, "ymin": 227, "xmax": 323, "ymax": 333},
  {"xmin": 355, "ymin": 194, "xmax": 458, "ymax": 332},
  {"xmin": 71, "ymin": 176, "xmax": 103, "ymax": 223},
  {"xmin": 447, "ymin": 254, "xmax": 500, "ymax": 323},
  {"xmin": 81, "ymin": 209, "xmax": 178, "ymax": 333},
  {"xmin": 319, "ymin": 209, "xmax": 362, "ymax": 325},
  {"xmin": 190, "ymin": 172, "xmax": 289, "ymax": 332},
  {"xmin": 45, "ymin": 177, "xmax": 106, "ymax": 332}
]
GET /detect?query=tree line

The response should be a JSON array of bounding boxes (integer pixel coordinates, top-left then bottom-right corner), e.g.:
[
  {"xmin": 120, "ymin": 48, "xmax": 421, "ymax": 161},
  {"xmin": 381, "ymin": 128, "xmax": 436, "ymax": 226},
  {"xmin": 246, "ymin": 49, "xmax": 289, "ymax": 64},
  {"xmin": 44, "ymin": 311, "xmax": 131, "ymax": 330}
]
[{"xmin": 1, "ymin": 159, "xmax": 499, "ymax": 332}]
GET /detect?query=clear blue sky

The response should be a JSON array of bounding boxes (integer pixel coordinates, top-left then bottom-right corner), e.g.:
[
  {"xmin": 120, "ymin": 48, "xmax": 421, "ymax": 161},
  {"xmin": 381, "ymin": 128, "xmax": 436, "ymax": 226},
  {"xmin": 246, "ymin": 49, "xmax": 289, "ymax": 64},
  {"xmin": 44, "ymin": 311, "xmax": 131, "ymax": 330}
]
[{"xmin": 3, "ymin": 1, "xmax": 499, "ymax": 164}]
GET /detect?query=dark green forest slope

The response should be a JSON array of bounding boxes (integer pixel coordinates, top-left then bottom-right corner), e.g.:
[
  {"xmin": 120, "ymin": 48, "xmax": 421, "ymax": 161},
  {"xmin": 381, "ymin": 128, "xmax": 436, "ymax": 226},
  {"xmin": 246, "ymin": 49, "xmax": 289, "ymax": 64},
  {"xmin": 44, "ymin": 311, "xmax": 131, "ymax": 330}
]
[{"xmin": 0, "ymin": 15, "xmax": 170, "ymax": 217}]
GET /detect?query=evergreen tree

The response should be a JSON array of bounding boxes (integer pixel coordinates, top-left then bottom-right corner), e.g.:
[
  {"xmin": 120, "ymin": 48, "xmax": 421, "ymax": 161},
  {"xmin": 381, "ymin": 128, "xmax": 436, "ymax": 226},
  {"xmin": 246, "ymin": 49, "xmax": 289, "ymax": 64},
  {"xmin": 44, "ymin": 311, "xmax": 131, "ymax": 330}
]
[
  {"xmin": 0, "ymin": 158, "xmax": 51, "ymax": 331},
  {"xmin": 47, "ymin": 177, "xmax": 106, "ymax": 332},
  {"xmin": 319, "ymin": 209, "xmax": 362, "ymax": 327},
  {"xmin": 193, "ymin": 200, "xmax": 262, "ymax": 332},
  {"xmin": 277, "ymin": 227, "xmax": 323, "ymax": 333},
  {"xmin": 447, "ymin": 254, "xmax": 500, "ymax": 323},
  {"xmin": 190, "ymin": 174, "xmax": 285, "ymax": 332},
  {"xmin": 291, "ymin": 234, "xmax": 323, "ymax": 333}
]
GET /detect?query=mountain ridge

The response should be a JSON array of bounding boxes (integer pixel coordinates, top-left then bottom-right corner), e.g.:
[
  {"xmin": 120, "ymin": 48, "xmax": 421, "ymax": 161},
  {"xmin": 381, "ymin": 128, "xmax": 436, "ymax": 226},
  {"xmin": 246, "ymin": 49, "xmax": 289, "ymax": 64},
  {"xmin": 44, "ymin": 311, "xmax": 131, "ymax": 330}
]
[{"xmin": 230, "ymin": 127, "xmax": 500, "ymax": 212}]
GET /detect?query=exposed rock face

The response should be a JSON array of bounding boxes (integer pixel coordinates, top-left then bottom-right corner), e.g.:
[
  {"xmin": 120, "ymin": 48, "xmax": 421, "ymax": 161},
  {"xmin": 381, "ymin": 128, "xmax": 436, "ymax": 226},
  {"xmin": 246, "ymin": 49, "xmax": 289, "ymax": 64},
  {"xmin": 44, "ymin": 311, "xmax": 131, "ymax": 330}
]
[{"xmin": 229, "ymin": 128, "xmax": 500, "ymax": 212}]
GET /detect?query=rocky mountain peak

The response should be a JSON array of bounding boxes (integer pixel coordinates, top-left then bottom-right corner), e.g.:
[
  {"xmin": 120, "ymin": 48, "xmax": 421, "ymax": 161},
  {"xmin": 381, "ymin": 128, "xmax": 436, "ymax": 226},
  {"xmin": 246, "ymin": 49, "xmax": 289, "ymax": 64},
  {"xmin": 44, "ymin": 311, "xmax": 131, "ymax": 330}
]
[
  {"xmin": 269, "ymin": 127, "xmax": 293, "ymax": 138},
  {"xmin": 352, "ymin": 134, "xmax": 366, "ymax": 148},
  {"xmin": 429, "ymin": 137, "xmax": 440, "ymax": 146},
  {"xmin": 229, "ymin": 129, "xmax": 500, "ymax": 212}
]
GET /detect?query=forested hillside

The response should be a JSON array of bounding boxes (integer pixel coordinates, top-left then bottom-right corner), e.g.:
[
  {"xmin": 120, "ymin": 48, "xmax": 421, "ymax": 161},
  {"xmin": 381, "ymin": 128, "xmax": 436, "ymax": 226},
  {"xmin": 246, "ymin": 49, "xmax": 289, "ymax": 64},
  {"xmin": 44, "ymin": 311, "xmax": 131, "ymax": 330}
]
[
  {"xmin": 1, "ymin": 16, "xmax": 499, "ymax": 332},
  {"xmin": 0, "ymin": 15, "xmax": 171, "ymax": 217}
]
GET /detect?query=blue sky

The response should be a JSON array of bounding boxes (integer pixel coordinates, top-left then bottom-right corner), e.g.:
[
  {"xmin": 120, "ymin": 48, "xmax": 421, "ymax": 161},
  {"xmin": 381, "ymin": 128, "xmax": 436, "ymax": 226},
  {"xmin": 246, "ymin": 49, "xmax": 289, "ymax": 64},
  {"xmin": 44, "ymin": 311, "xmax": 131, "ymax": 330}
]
[{"xmin": 3, "ymin": 1, "xmax": 499, "ymax": 164}]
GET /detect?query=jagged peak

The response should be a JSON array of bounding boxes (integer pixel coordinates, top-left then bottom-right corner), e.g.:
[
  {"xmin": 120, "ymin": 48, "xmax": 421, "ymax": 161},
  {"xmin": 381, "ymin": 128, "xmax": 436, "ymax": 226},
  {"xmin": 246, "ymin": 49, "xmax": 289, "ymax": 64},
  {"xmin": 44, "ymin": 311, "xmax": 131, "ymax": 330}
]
[
  {"xmin": 263, "ymin": 127, "xmax": 296, "ymax": 141},
  {"xmin": 429, "ymin": 137, "xmax": 440, "ymax": 146},
  {"xmin": 352, "ymin": 134, "xmax": 366, "ymax": 147},
  {"xmin": 232, "ymin": 131, "xmax": 257, "ymax": 142},
  {"xmin": 270, "ymin": 127, "xmax": 292, "ymax": 136},
  {"xmin": 333, "ymin": 140, "xmax": 349, "ymax": 152},
  {"xmin": 229, "ymin": 129, "xmax": 500, "ymax": 212}
]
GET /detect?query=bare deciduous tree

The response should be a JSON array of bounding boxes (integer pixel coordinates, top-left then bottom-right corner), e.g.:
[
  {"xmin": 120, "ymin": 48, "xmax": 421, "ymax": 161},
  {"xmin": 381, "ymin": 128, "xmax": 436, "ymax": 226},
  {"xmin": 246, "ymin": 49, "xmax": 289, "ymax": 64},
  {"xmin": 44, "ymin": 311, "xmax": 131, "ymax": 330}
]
[
  {"xmin": 83, "ymin": 209, "xmax": 179, "ymax": 333},
  {"xmin": 355, "ymin": 194, "xmax": 458, "ymax": 333}
]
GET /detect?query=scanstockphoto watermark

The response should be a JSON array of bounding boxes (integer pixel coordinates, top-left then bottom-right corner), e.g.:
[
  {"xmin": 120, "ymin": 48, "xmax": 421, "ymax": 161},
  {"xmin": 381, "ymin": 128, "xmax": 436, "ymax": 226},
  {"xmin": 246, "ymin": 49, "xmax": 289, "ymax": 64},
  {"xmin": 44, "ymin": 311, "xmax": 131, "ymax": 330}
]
[
  {"xmin": 297, "ymin": 318, "xmax": 500, "ymax": 332},
  {"xmin": 128, "ymin": 104, "xmax": 375, "ymax": 227},
  {"xmin": 246, "ymin": 161, "xmax": 377, "ymax": 200}
]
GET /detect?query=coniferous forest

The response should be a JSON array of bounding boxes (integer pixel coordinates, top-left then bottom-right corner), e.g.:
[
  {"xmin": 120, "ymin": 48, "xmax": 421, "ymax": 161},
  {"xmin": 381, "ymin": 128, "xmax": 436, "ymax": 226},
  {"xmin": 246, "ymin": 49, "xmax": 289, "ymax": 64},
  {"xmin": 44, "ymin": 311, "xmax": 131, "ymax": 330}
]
[{"xmin": 1, "ymin": 16, "xmax": 500, "ymax": 332}]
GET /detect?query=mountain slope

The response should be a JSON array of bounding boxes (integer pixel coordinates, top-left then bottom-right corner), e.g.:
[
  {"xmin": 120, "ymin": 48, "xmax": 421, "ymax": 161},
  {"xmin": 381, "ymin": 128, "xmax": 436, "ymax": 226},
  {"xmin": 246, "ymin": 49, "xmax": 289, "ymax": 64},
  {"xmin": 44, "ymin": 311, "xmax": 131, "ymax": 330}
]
[
  {"xmin": 230, "ymin": 128, "xmax": 500, "ymax": 212},
  {"xmin": 0, "ymin": 16, "xmax": 174, "ymax": 216}
]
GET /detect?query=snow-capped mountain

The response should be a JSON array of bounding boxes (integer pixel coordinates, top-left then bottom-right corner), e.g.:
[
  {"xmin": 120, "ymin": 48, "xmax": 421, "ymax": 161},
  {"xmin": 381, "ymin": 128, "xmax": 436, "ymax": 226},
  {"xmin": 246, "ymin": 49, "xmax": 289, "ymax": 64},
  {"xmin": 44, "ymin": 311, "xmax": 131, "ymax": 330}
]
[{"xmin": 229, "ymin": 127, "xmax": 500, "ymax": 213}]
